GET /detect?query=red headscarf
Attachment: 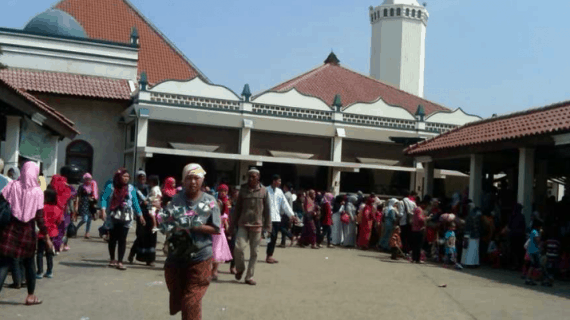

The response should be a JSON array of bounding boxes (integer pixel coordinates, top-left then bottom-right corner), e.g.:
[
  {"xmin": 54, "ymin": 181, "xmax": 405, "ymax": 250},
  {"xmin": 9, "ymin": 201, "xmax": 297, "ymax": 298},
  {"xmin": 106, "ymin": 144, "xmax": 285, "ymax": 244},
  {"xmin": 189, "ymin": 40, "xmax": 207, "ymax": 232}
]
[
  {"xmin": 110, "ymin": 168, "xmax": 129, "ymax": 211},
  {"xmin": 217, "ymin": 184, "xmax": 229, "ymax": 192},
  {"xmin": 50, "ymin": 174, "xmax": 71, "ymax": 211},
  {"xmin": 162, "ymin": 177, "xmax": 176, "ymax": 198}
]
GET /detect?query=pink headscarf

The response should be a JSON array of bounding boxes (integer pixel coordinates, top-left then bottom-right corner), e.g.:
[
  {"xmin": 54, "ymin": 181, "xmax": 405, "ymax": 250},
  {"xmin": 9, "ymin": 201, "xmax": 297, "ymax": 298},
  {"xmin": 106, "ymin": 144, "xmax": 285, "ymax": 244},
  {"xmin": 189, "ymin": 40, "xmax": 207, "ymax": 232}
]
[
  {"xmin": 323, "ymin": 192, "xmax": 334, "ymax": 204},
  {"xmin": 82, "ymin": 172, "xmax": 99, "ymax": 200},
  {"xmin": 2, "ymin": 162, "xmax": 44, "ymax": 223}
]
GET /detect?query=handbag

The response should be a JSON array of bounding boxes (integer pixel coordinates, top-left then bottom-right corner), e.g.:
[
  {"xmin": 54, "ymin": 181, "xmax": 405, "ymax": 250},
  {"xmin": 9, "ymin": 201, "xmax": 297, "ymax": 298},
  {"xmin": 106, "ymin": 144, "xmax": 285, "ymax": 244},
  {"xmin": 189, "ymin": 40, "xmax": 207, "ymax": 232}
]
[
  {"xmin": 67, "ymin": 222, "xmax": 78, "ymax": 238},
  {"xmin": 341, "ymin": 212, "xmax": 350, "ymax": 225},
  {"xmin": 110, "ymin": 206, "xmax": 134, "ymax": 222},
  {"xmin": 0, "ymin": 197, "xmax": 12, "ymax": 230}
]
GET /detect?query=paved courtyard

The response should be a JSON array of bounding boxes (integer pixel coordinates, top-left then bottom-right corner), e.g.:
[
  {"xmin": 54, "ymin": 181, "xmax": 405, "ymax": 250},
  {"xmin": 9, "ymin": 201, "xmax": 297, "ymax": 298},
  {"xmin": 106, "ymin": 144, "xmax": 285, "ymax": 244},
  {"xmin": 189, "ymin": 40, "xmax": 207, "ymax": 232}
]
[{"xmin": 1, "ymin": 220, "xmax": 569, "ymax": 320}]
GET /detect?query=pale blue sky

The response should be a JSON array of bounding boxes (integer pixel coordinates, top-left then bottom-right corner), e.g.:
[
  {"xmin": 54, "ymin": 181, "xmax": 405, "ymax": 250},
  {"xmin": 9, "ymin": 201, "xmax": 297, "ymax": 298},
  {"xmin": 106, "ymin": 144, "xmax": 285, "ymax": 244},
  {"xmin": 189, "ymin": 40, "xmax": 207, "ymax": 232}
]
[{"xmin": 2, "ymin": 0, "xmax": 570, "ymax": 117}]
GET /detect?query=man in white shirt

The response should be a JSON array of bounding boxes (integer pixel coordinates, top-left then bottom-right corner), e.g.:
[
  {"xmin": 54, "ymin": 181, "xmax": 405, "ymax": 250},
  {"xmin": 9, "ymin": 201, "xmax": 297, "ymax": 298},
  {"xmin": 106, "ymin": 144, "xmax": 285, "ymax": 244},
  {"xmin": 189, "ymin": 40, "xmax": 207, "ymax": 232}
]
[
  {"xmin": 266, "ymin": 175, "xmax": 296, "ymax": 264},
  {"xmin": 400, "ymin": 191, "xmax": 417, "ymax": 253}
]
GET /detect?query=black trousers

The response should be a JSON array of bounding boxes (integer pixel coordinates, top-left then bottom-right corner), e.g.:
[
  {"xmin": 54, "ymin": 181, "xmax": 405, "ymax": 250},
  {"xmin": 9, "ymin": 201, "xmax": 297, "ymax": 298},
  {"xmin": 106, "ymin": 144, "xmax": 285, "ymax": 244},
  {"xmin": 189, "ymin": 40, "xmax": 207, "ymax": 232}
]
[
  {"xmin": 267, "ymin": 222, "xmax": 281, "ymax": 257},
  {"xmin": 10, "ymin": 258, "xmax": 24, "ymax": 285},
  {"xmin": 410, "ymin": 231, "xmax": 424, "ymax": 262},
  {"xmin": 279, "ymin": 216, "xmax": 293, "ymax": 245},
  {"xmin": 109, "ymin": 219, "xmax": 130, "ymax": 263},
  {"xmin": 320, "ymin": 225, "xmax": 332, "ymax": 246},
  {"xmin": 400, "ymin": 224, "xmax": 411, "ymax": 253},
  {"xmin": 36, "ymin": 238, "xmax": 54, "ymax": 274},
  {"xmin": 0, "ymin": 256, "xmax": 36, "ymax": 295}
]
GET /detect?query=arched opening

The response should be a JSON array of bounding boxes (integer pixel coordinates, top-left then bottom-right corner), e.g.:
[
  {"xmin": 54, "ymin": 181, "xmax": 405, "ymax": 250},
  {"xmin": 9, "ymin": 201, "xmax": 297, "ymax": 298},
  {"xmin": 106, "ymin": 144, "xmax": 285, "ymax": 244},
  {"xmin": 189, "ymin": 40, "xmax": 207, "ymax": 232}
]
[
  {"xmin": 418, "ymin": 11, "xmax": 422, "ymax": 18},
  {"xmin": 397, "ymin": 8, "xmax": 401, "ymax": 16},
  {"xmin": 66, "ymin": 140, "xmax": 93, "ymax": 174},
  {"xmin": 384, "ymin": 9, "xmax": 388, "ymax": 17},
  {"xmin": 390, "ymin": 8, "xmax": 394, "ymax": 16},
  {"xmin": 406, "ymin": 8, "xmax": 410, "ymax": 16},
  {"xmin": 412, "ymin": 9, "xmax": 416, "ymax": 17}
]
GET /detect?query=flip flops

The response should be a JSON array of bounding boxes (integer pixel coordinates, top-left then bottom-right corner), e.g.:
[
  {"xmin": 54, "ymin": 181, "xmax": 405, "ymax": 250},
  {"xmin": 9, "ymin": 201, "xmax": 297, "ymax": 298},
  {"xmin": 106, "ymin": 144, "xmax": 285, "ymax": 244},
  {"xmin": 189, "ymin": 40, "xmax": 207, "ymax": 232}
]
[{"xmin": 25, "ymin": 296, "xmax": 42, "ymax": 306}]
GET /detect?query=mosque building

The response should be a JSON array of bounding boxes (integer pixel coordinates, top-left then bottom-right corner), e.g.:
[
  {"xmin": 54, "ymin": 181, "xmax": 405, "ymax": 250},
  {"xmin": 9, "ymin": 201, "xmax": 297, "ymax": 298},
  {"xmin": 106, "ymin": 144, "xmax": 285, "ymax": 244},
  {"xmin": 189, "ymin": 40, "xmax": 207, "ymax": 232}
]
[{"xmin": 0, "ymin": 0, "xmax": 481, "ymax": 196}]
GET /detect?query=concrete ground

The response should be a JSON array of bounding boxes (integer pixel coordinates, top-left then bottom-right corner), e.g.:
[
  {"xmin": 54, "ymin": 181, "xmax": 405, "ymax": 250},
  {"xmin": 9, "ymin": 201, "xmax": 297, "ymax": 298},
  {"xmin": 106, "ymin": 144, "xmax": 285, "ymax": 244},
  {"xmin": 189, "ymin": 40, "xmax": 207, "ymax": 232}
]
[{"xmin": 1, "ymin": 220, "xmax": 569, "ymax": 320}]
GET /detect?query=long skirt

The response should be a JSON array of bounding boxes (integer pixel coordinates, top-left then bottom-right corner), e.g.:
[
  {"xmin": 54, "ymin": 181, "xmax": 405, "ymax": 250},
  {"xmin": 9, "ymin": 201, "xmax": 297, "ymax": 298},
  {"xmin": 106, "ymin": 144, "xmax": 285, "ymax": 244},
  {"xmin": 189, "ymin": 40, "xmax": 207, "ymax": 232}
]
[
  {"xmin": 130, "ymin": 212, "xmax": 157, "ymax": 263},
  {"xmin": 461, "ymin": 236, "xmax": 480, "ymax": 266},
  {"xmin": 378, "ymin": 220, "xmax": 394, "ymax": 250},
  {"xmin": 299, "ymin": 217, "xmax": 317, "ymax": 246},
  {"xmin": 331, "ymin": 213, "xmax": 343, "ymax": 245},
  {"xmin": 165, "ymin": 259, "xmax": 212, "ymax": 320},
  {"xmin": 53, "ymin": 213, "xmax": 71, "ymax": 252},
  {"xmin": 342, "ymin": 221, "xmax": 357, "ymax": 247}
]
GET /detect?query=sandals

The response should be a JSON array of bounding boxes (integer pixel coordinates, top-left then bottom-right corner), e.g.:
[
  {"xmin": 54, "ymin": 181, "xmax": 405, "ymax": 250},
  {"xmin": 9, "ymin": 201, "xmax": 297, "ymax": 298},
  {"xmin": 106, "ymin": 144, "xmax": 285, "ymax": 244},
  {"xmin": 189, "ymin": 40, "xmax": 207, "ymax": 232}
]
[
  {"xmin": 116, "ymin": 263, "xmax": 127, "ymax": 271},
  {"xmin": 109, "ymin": 260, "xmax": 118, "ymax": 267},
  {"xmin": 25, "ymin": 295, "xmax": 42, "ymax": 306}
]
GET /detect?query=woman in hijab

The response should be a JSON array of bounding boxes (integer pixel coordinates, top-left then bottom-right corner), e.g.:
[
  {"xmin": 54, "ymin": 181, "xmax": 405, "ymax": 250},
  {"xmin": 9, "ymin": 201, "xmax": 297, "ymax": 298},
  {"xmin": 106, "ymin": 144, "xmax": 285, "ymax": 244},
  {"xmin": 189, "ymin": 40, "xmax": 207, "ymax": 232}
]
[
  {"xmin": 162, "ymin": 177, "xmax": 177, "ymax": 207},
  {"xmin": 461, "ymin": 203, "xmax": 482, "ymax": 267},
  {"xmin": 299, "ymin": 190, "xmax": 319, "ymax": 249},
  {"xmin": 0, "ymin": 161, "xmax": 49, "ymax": 305},
  {"xmin": 158, "ymin": 163, "xmax": 221, "ymax": 320},
  {"xmin": 331, "ymin": 195, "xmax": 345, "ymax": 246},
  {"xmin": 357, "ymin": 196, "xmax": 376, "ymax": 250},
  {"xmin": 51, "ymin": 174, "xmax": 74, "ymax": 253},
  {"xmin": 76, "ymin": 173, "xmax": 99, "ymax": 239},
  {"xmin": 100, "ymin": 168, "xmax": 144, "ymax": 270},
  {"xmin": 379, "ymin": 198, "xmax": 399, "ymax": 251},
  {"xmin": 342, "ymin": 194, "xmax": 358, "ymax": 247},
  {"xmin": 128, "ymin": 170, "xmax": 157, "ymax": 267}
]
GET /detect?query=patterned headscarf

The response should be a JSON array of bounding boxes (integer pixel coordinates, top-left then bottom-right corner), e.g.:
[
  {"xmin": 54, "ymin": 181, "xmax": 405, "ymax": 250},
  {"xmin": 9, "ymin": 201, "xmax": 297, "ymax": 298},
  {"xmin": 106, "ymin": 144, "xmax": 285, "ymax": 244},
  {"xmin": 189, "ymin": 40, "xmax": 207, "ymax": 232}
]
[
  {"xmin": 2, "ymin": 162, "xmax": 44, "ymax": 222},
  {"xmin": 110, "ymin": 168, "xmax": 129, "ymax": 211},
  {"xmin": 82, "ymin": 172, "xmax": 99, "ymax": 200},
  {"xmin": 162, "ymin": 177, "xmax": 177, "ymax": 198},
  {"xmin": 182, "ymin": 163, "xmax": 206, "ymax": 179}
]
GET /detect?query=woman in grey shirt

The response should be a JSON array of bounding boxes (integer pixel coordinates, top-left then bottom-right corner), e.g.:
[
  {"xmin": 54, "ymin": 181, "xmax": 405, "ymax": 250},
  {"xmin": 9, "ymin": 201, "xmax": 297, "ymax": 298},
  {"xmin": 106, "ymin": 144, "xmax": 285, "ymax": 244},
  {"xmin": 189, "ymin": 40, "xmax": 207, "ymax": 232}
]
[{"xmin": 158, "ymin": 163, "xmax": 220, "ymax": 320}]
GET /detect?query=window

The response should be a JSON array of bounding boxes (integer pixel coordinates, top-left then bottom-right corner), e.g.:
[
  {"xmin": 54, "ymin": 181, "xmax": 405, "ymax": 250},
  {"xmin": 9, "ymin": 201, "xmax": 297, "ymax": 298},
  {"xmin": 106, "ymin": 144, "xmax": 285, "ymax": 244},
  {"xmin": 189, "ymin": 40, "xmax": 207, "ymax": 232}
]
[
  {"xmin": 390, "ymin": 8, "xmax": 394, "ymax": 16},
  {"xmin": 406, "ymin": 8, "xmax": 410, "ymax": 16},
  {"xmin": 384, "ymin": 9, "xmax": 388, "ymax": 17},
  {"xmin": 412, "ymin": 9, "xmax": 416, "ymax": 17},
  {"xmin": 66, "ymin": 140, "xmax": 93, "ymax": 174},
  {"xmin": 418, "ymin": 11, "xmax": 422, "ymax": 18},
  {"xmin": 397, "ymin": 8, "xmax": 401, "ymax": 16}
]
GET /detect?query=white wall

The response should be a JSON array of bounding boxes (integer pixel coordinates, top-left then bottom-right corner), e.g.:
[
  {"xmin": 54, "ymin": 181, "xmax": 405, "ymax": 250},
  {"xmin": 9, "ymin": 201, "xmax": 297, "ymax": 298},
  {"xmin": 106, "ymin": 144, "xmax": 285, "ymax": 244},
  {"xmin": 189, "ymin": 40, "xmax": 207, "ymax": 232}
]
[
  {"xmin": 344, "ymin": 98, "xmax": 415, "ymax": 120},
  {"xmin": 149, "ymin": 77, "xmax": 240, "ymax": 101},
  {"xmin": 252, "ymin": 88, "xmax": 332, "ymax": 111},
  {"xmin": 426, "ymin": 108, "xmax": 481, "ymax": 125}
]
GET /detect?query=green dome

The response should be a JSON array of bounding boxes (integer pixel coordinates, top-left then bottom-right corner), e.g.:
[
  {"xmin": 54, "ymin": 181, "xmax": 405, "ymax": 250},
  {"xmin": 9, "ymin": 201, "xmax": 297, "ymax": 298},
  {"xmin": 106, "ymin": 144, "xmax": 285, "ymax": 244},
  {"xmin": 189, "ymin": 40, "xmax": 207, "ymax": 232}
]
[{"xmin": 24, "ymin": 9, "xmax": 86, "ymax": 38}]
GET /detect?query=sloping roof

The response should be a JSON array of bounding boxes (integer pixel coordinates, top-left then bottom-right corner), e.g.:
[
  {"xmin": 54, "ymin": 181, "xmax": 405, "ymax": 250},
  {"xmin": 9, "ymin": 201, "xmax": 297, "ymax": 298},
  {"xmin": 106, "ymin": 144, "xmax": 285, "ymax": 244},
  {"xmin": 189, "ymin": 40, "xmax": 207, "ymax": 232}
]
[
  {"xmin": 54, "ymin": 0, "xmax": 208, "ymax": 85},
  {"xmin": 0, "ymin": 69, "xmax": 132, "ymax": 100},
  {"xmin": 405, "ymin": 100, "xmax": 570, "ymax": 155},
  {"xmin": 260, "ymin": 53, "xmax": 449, "ymax": 116},
  {"xmin": 0, "ymin": 77, "xmax": 79, "ymax": 135}
]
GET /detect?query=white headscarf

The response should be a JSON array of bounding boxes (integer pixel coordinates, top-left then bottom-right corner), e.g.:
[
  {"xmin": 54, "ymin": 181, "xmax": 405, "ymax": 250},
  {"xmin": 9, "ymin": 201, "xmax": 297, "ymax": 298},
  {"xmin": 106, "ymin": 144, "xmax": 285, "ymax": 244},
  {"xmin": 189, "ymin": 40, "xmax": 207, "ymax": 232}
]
[{"xmin": 182, "ymin": 163, "xmax": 206, "ymax": 179}]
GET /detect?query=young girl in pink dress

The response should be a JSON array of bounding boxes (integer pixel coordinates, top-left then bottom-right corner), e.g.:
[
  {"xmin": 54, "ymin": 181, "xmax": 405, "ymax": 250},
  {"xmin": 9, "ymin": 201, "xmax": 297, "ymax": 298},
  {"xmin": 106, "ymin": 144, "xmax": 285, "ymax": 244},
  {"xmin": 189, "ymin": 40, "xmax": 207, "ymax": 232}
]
[{"xmin": 211, "ymin": 185, "xmax": 233, "ymax": 281}]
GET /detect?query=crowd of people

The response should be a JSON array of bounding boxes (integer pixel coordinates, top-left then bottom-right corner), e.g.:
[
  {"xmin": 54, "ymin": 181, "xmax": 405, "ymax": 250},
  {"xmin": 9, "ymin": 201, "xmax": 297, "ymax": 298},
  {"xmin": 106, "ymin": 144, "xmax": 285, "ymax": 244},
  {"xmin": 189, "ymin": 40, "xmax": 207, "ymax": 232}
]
[{"xmin": 0, "ymin": 159, "xmax": 569, "ymax": 319}]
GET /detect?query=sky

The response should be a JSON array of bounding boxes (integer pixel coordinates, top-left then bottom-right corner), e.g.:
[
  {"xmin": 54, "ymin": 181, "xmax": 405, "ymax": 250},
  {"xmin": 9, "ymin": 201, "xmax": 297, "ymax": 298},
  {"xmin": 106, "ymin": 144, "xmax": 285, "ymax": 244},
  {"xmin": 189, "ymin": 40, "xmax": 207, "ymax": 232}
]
[{"xmin": 2, "ymin": 0, "xmax": 570, "ymax": 118}]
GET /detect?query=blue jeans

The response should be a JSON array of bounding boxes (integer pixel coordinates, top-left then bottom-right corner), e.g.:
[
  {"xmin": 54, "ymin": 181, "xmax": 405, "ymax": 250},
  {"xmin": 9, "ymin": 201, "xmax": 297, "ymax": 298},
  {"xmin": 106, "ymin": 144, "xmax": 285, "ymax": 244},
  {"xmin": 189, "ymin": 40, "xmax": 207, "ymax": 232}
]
[{"xmin": 76, "ymin": 212, "xmax": 92, "ymax": 234}]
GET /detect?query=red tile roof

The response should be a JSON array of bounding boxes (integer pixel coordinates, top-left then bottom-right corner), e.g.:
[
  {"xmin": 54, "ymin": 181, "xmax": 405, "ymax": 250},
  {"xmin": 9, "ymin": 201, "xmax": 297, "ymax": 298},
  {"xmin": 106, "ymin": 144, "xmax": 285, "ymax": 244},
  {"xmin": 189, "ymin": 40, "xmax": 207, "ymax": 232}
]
[
  {"xmin": 262, "ymin": 56, "xmax": 449, "ymax": 116},
  {"xmin": 54, "ymin": 0, "xmax": 208, "ymax": 85},
  {"xmin": 0, "ymin": 69, "xmax": 132, "ymax": 100},
  {"xmin": 405, "ymin": 100, "xmax": 570, "ymax": 155},
  {"xmin": 0, "ymin": 77, "xmax": 79, "ymax": 135}
]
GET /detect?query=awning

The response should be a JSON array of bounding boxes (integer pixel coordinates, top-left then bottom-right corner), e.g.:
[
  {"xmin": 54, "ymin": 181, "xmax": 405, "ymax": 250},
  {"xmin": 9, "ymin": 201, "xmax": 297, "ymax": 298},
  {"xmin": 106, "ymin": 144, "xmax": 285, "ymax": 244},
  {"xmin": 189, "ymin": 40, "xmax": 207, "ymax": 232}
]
[
  {"xmin": 268, "ymin": 150, "xmax": 314, "ymax": 159},
  {"xmin": 169, "ymin": 142, "xmax": 219, "ymax": 152}
]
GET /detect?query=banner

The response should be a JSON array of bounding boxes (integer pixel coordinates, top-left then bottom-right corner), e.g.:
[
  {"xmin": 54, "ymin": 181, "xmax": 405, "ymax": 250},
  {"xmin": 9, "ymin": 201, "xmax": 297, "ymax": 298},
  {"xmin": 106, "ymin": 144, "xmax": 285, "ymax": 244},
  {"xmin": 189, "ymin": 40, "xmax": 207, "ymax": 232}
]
[{"xmin": 19, "ymin": 117, "xmax": 55, "ymax": 162}]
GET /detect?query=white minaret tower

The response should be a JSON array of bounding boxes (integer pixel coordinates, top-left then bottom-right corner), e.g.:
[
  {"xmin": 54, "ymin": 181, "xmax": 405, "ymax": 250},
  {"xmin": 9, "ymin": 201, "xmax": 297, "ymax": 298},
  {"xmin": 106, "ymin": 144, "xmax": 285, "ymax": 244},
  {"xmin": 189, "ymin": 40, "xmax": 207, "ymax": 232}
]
[{"xmin": 369, "ymin": 1, "xmax": 428, "ymax": 97}]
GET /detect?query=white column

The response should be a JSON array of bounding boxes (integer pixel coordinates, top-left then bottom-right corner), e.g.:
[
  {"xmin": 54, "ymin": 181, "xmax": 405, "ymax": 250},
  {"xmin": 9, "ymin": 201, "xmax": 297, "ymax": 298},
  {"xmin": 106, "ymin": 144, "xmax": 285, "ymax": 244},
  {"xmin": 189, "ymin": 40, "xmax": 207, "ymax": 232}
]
[
  {"xmin": 240, "ymin": 128, "xmax": 251, "ymax": 156},
  {"xmin": 332, "ymin": 136, "xmax": 342, "ymax": 162},
  {"xmin": 469, "ymin": 154, "xmax": 484, "ymax": 207},
  {"xmin": 330, "ymin": 168, "xmax": 341, "ymax": 195},
  {"xmin": 518, "ymin": 148, "xmax": 535, "ymax": 222},
  {"xmin": 136, "ymin": 117, "xmax": 148, "ymax": 148},
  {"xmin": 423, "ymin": 162, "xmax": 434, "ymax": 197},
  {"xmin": 2, "ymin": 116, "xmax": 21, "ymax": 174},
  {"xmin": 43, "ymin": 135, "xmax": 59, "ymax": 183}
]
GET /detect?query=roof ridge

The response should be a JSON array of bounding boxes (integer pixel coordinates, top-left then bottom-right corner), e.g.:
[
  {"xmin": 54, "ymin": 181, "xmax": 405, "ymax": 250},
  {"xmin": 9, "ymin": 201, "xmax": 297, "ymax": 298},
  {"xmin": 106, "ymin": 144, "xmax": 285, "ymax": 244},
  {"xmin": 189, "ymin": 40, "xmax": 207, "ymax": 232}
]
[{"xmin": 334, "ymin": 63, "xmax": 449, "ymax": 112}]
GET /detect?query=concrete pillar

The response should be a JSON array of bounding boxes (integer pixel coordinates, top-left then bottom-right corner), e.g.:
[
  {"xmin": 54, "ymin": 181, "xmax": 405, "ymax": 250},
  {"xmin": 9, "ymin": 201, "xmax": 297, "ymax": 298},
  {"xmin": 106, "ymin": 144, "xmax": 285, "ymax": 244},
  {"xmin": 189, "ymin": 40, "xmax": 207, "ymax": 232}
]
[
  {"xmin": 469, "ymin": 154, "xmax": 484, "ymax": 207},
  {"xmin": 136, "ymin": 117, "xmax": 148, "ymax": 148},
  {"xmin": 518, "ymin": 148, "xmax": 535, "ymax": 222},
  {"xmin": 2, "ymin": 116, "xmax": 21, "ymax": 174},
  {"xmin": 43, "ymin": 135, "xmax": 59, "ymax": 183},
  {"xmin": 332, "ymin": 136, "xmax": 342, "ymax": 162},
  {"xmin": 330, "ymin": 168, "xmax": 341, "ymax": 195},
  {"xmin": 240, "ymin": 128, "xmax": 251, "ymax": 156},
  {"xmin": 423, "ymin": 162, "xmax": 434, "ymax": 197},
  {"xmin": 535, "ymin": 160, "xmax": 548, "ymax": 213}
]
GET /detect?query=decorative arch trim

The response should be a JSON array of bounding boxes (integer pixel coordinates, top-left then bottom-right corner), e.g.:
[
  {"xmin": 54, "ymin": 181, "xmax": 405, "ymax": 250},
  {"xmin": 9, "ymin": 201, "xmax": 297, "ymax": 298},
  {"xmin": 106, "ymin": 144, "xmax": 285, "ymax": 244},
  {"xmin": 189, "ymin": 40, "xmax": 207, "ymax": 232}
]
[
  {"xmin": 252, "ymin": 88, "xmax": 334, "ymax": 111},
  {"xmin": 342, "ymin": 96, "xmax": 416, "ymax": 120},
  {"xmin": 148, "ymin": 77, "xmax": 241, "ymax": 101}
]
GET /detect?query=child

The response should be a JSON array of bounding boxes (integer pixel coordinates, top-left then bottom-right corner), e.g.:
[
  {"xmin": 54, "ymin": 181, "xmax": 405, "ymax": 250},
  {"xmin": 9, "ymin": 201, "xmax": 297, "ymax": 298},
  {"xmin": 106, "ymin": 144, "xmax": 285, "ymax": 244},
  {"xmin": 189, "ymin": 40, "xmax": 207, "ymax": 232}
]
[
  {"xmin": 524, "ymin": 219, "xmax": 544, "ymax": 285},
  {"xmin": 211, "ymin": 185, "xmax": 233, "ymax": 281},
  {"xmin": 37, "ymin": 187, "xmax": 63, "ymax": 279},
  {"xmin": 444, "ymin": 222, "xmax": 463, "ymax": 270},
  {"xmin": 542, "ymin": 226, "xmax": 559, "ymax": 287},
  {"xmin": 390, "ymin": 226, "xmax": 403, "ymax": 260}
]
